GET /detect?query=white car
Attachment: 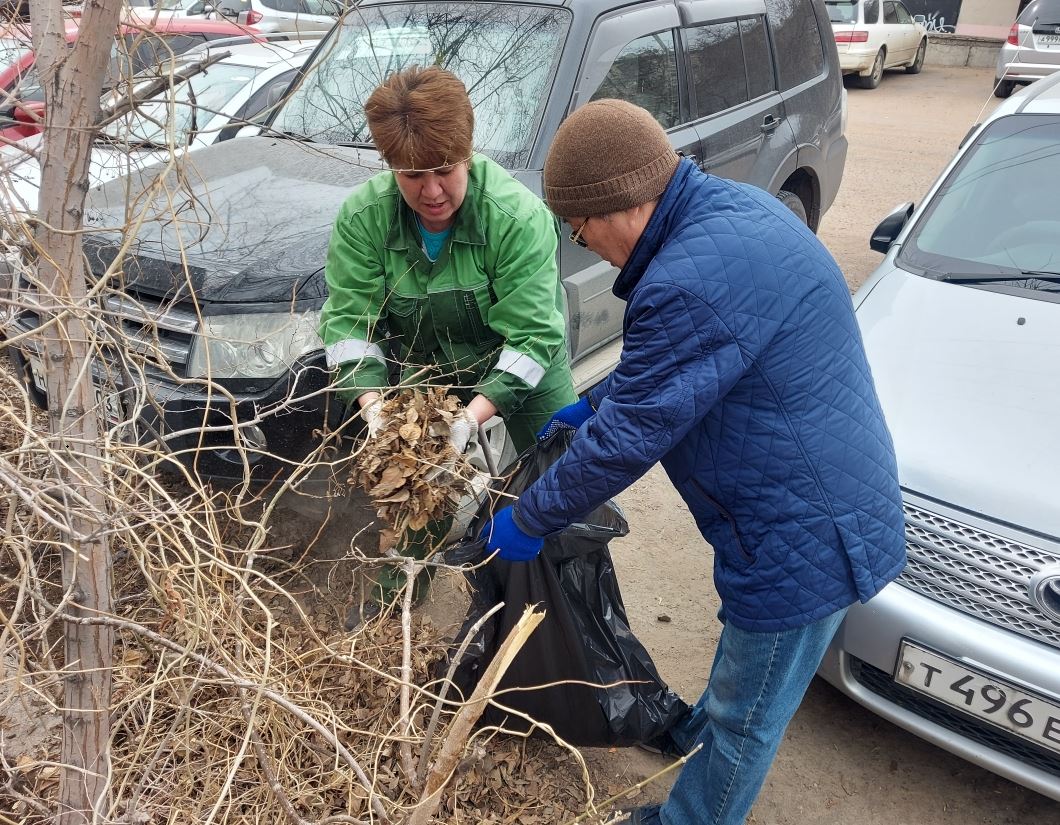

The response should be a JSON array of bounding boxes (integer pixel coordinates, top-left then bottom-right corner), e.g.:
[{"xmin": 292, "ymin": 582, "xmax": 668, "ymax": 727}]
[
  {"xmin": 0, "ymin": 39, "xmax": 317, "ymax": 216},
  {"xmin": 818, "ymin": 72, "xmax": 1060, "ymax": 801},
  {"xmin": 826, "ymin": 0, "xmax": 928, "ymax": 88},
  {"xmin": 126, "ymin": 0, "xmax": 214, "ymax": 21},
  {"xmin": 210, "ymin": 0, "xmax": 341, "ymax": 34}
]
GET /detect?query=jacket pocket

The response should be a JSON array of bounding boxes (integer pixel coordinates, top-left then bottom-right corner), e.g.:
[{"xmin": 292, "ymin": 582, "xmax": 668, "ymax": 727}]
[
  {"xmin": 384, "ymin": 292, "xmax": 426, "ymax": 353},
  {"xmin": 428, "ymin": 283, "xmax": 499, "ymax": 348},
  {"xmin": 833, "ymin": 509, "xmax": 883, "ymax": 602},
  {"xmin": 690, "ymin": 480, "xmax": 754, "ymax": 565}
]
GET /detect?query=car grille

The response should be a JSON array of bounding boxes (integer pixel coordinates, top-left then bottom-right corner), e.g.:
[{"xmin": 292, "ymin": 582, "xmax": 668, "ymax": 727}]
[
  {"xmin": 899, "ymin": 502, "xmax": 1060, "ymax": 651},
  {"xmin": 849, "ymin": 656, "xmax": 1060, "ymax": 780},
  {"xmin": 14, "ymin": 291, "xmax": 198, "ymax": 378}
]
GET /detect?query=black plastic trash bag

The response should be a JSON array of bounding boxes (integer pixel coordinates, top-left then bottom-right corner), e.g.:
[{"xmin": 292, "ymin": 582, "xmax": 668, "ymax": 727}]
[{"xmin": 443, "ymin": 430, "xmax": 691, "ymax": 749}]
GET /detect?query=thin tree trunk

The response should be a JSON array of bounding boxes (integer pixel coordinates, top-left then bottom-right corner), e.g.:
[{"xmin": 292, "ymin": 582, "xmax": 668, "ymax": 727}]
[{"xmin": 28, "ymin": 0, "xmax": 125, "ymax": 821}]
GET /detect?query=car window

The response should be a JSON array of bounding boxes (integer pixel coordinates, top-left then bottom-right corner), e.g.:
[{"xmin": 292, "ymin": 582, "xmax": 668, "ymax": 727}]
[
  {"xmin": 742, "ymin": 16, "xmax": 776, "ymax": 100},
  {"xmin": 1018, "ymin": 0, "xmax": 1060, "ymax": 21},
  {"xmin": 259, "ymin": 0, "xmax": 345, "ymax": 13},
  {"xmin": 763, "ymin": 0, "xmax": 826, "ymax": 90},
  {"xmin": 883, "ymin": 2, "xmax": 899, "ymax": 24},
  {"xmin": 102, "ymin": 61, "xmax": 260, "ymax": 148},
  {"xmin": 274, "ymin": 2, "xmax": 569, "ymax": 168},
  {"xmin": 899, "ymin": 114, "xmax": 1060, "ymax": 295},
  {"xmin": 686, "ymin": 22, "xmax": 745, "ymax": 118},
  {"xmin": 864, "ymin": 0, "xmax": 880, "ymax": 23},
  {"xmin": 591, "ymin": 30, "xmax": 680, "ymax": 128},
  {"xmin": 218, "ymin": 66, "xmax": 298, "ymax": 140},
  {"xmin": 215, "ymin": 0, "xmax": 250, "ymax": 15},
  {"xmin": 824, "ymin": 1, "xmax": 858, "ymax": 24},
  {"xmin": 894, "ymin": 2, "xmax": 913, "ymax": 24}
]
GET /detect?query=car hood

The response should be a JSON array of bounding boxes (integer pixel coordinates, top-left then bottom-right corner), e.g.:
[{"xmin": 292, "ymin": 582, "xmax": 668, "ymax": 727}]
[
  {"xmin": 82, "ymin": 137, "xmax": 383, "ymax": 304},
  {"xmin": 857, "ymin": 265, "xmax": 1060, "ymax": 538},
  {"xmin": 0, "ymin": 134, "xmax": 171, "ymax": 215}
]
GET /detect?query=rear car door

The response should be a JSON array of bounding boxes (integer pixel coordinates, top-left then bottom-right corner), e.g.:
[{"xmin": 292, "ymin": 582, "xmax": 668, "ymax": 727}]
[
  {"xmin": 893, "ymin": 1, "xmax": 919, "ymax": 62},
  {"xmin": 681, "ymin": 7, "xmax": 793, "ymax": 188},
  {"xmin": 562, "ymin": 2, "xmax": 699, "ymax": 362}
]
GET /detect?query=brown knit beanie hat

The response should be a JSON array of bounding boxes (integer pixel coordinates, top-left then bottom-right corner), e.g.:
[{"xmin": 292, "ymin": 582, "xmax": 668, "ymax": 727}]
[{"xmin": 544, "ymin": 99, "xmax": 680, "ymax": 218}]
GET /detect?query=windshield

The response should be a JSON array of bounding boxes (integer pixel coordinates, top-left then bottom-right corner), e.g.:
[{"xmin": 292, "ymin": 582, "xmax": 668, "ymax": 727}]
[
  {"xmin": 102, "ymin": 61, "xmax": 259, "ymax": 147},
  {"xmin": 899, "ymin": 114, "xmax": 1060, "ymax": 289},
  {"xmin": 273, "ymin": 2, "xmax": 570, "ymax": 168},
  {"xmin": 825, "ymin": 1, "xmax": 859, "ymax": 24}
]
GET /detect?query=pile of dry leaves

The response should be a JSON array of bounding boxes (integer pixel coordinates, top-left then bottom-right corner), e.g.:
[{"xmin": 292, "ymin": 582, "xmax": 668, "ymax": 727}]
[{"xmin": 350, "ymin": 388, "xmax": 477, "ymax": 551}]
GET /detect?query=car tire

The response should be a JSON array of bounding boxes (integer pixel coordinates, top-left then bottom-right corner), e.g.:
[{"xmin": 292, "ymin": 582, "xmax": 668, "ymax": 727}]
[
  {"xmin": 994, "ymin": 77, "xmax": 1015, "ymax": 98},
  {"xmin": 906, "ymin": 39, "xmax": 926, "ymax": 74},
  {"xmin": 777, "ymin": 190, "xmax": 808, "ymax": 226},
  {"xmin": 858, "ymin": 50, "xmax": 885, "ymax": 89}
]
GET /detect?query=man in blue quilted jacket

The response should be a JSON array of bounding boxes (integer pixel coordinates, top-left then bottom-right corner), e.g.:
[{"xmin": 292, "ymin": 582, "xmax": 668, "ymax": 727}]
[{"xmin": 480, "ymin": 100, "xmax": 907, "ymax": 825}]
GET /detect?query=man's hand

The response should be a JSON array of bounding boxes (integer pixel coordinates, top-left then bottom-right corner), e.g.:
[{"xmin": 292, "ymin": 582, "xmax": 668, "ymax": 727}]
[
  {"xmin": 449, "ymin": 407, "xmax": 479, "ymax": 455},
  {"xmin": 536, "ymin": 396, "xmax": 594, "ymax": 440},
  {"xmin": 479, "ymin": 504, "xmax": 544, "ymax": 562},
  {"xmin": 359, "ymin": 396, "xmax": 387, "ymax": 439}
]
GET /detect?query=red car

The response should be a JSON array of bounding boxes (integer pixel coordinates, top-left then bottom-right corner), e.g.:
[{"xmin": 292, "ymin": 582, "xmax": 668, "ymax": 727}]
[{"xmin": 0, "ymin": 16, "xmax": 263, "ymax": 142}]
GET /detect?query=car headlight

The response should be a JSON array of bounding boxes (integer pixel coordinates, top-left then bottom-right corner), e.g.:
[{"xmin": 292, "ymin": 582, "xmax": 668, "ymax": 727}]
[{"xmin": 186, "ymin": 310, "xmax": 323, "ymax": 380}]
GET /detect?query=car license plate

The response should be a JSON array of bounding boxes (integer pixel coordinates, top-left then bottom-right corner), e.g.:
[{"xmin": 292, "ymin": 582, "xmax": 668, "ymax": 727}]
[
  {"xmin": 1037, "ymin": 33, "xmax": 1060, "ymax": 45},
  {"xmin": 895, "ymin": 641, "xmax": 1060, "ymax": 756},
  {"xmin": 28, "ymin": 354, "xmax": 124, "ymax": 424}
]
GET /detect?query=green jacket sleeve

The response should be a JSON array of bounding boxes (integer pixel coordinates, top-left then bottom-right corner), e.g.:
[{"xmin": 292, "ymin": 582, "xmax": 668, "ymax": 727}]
[
  {"xmin": 476, "ymin": 205, "xmax": 567, "ymax": 416},
  {"xmin": 319, "ymin": 197, "xmax": 390, "ymax": 405}
]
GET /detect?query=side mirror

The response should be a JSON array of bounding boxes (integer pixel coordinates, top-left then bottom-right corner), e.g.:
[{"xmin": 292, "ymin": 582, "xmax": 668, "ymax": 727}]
[{"xmin": 870, "ymin": 202, "xmax": 915, "ymax": 254}]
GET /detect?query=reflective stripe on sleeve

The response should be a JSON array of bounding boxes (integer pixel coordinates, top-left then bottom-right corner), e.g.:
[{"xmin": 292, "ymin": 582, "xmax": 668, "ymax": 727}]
[
  {"xmin": 494, "ymin": 347, "xmax": 546, "ymax": 388},
  {"xmin": 325, "ymin": 338, "xmax": 386, "ymax": 368}
]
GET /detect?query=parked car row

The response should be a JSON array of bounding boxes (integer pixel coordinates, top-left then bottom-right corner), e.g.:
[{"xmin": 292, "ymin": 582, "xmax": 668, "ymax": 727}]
[
  {"xmin": 0, "ymin": 15, "xmax": 266, "ymax": 143},
  {"xmin": 5, "ymin": 0, "xmax": 849, "ymax": 480},
  {"xmin": 0, "ymin": 37, "xmax": 320, "ymax": 214}
]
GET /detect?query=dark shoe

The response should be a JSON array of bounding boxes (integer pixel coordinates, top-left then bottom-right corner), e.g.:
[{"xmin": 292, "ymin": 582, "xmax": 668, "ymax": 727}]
[
  {"xmin": 344, "ymin": 600, "xmax": 383, "ymax": 632},
  {"xmin": 637, "ymin": 730, "xmax": 691, "ymax": 759},
  {"xmin": 616, "ymin": 804, "xmax": 663, "ymax": 824}
]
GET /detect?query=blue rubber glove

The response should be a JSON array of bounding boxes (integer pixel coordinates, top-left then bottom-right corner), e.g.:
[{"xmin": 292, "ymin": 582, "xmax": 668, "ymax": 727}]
[
  {"xmin": 536, "ymin": 396, "xmax": 595, "ymax": 440},
  {"xmin": 479, "ymin": 505, "xmax": 544, "ymax": 562}
]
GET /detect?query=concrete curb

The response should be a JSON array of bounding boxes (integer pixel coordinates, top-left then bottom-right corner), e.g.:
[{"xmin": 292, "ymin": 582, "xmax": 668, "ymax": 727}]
[{"xmin": 925, "ymin": 33, "xmax": 1002, "ymax": 69}]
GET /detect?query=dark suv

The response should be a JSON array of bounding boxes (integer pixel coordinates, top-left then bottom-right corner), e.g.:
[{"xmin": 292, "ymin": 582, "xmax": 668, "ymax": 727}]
[{"xmin": 8, "ymin": 0, "xmax": 847, "ymax": 479}]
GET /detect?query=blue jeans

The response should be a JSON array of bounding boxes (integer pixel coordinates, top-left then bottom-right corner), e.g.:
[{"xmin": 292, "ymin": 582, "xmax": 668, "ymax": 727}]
[{"xmin": 658, "ymin": 607, "xmax": 848, "ymax": 825}]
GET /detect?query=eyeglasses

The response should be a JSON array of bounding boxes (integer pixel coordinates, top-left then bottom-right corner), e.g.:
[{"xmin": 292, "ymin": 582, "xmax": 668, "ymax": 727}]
[{"xmin": 568, "ymin": 218, "xmax": 590, "ymax": 248}]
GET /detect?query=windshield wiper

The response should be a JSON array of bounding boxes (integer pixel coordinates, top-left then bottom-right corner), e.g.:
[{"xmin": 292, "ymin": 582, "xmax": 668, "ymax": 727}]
[
  {"xmin": 94, "ymin": 131, "xmax": 169, "ymax": 150},
  {"xmin": 269, "ymin": 129, "xmax": 315, "ymax": 143},
  {"xmin": 334, "ymin": 140, "xmax": 375, "ymax": 149},
  {"xmin": 930, "ymin": 270, "xmax": 1060, "ymax": 283}
]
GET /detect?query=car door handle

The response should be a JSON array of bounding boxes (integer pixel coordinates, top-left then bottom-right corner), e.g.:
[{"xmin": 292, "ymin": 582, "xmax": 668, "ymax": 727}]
[{"xmin": 760, "ymin": 114, "xmax": 783, "ymax": 134}]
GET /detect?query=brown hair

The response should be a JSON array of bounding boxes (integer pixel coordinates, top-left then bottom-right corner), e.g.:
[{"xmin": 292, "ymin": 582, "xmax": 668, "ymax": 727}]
[{"xmin": 365, "ymin": 65, "xmax": 474, "ymax": 171}]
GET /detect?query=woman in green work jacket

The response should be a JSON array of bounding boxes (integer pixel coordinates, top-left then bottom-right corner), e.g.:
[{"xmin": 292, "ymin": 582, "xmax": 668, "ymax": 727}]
[{"xmin": 319, "ymin": 65, "xmax": 576, "ymax": 626}]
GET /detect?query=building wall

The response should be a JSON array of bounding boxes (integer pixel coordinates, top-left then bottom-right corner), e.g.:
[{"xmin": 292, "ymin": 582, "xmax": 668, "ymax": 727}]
[{"xmin": 955, "ymin": 0, "xmax": 1021, "ymax": 38}]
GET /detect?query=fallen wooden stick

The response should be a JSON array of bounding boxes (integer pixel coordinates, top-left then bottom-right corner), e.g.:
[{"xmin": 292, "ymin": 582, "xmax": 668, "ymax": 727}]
[{"xmin": 407, "ymin": 605, "xmax": 545, "ymax": 825}]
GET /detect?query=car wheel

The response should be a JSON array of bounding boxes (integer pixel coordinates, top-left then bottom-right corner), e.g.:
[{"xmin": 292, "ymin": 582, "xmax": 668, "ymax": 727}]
[
  {"xmin": 994, "ymin": 77, "xmax": 1015, "ymax": 98},
  {"xmin": 906, "ymin": 39, "xmax": 926, "ymax": 74},
  {"xmin": 858, "ymin": 50, "xmax": 885, "ymax": 89},
  {"xmin": 777, "ymin": 190, "xmax": 808, "ymax": 226}
]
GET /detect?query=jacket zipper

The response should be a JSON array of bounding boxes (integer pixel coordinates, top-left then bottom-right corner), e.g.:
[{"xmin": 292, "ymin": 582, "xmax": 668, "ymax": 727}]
[{"xmin": 690, "ymin": 479, "xmax": 754, "ymax": 563}]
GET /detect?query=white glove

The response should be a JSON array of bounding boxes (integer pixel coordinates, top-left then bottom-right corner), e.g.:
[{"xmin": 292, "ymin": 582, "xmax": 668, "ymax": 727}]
[
  {"xmin": 448, "ymin": 408, "xmax": 479, "ymax": 455},
  {"xmin": 359, "ymin": 397, "xmax": 387, "ymax": 439}
]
